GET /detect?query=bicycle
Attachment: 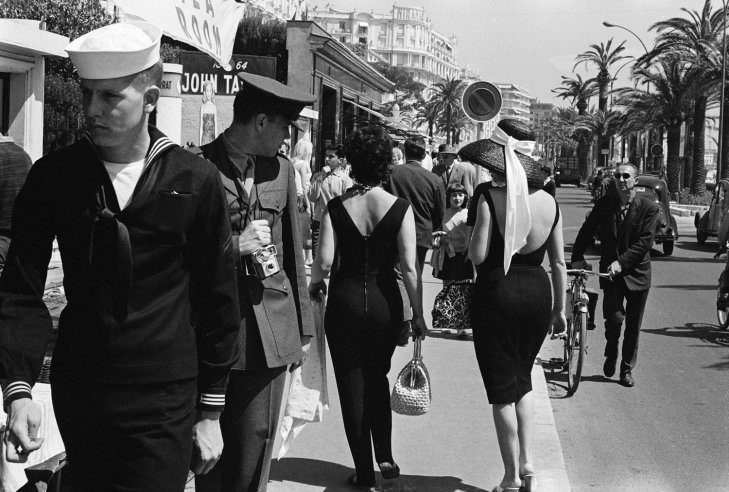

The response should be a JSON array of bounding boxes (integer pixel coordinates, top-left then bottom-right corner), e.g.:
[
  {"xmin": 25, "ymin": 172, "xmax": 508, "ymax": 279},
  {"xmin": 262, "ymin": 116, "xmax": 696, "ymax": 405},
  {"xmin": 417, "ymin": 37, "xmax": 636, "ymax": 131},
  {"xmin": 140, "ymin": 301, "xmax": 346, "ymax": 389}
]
[
  {"xmin": 714, "ymin": 242, "xmax": 729, "ymax": 330},
  {"xmin": 559, "ymin": 267, "xmax": 612, "ymax": 395}
]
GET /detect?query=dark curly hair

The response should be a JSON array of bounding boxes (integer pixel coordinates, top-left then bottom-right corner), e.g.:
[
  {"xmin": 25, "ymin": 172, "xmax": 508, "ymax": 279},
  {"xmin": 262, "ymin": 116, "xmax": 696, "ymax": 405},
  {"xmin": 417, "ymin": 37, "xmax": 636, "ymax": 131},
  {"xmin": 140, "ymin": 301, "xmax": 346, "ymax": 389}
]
[
  {"xmin": 344, "ymin": 126, "xmax": 393, "ymax": 185},
  {"xmin": 446, "ymin": 183, "xmax": 469, "ymax": 208}
]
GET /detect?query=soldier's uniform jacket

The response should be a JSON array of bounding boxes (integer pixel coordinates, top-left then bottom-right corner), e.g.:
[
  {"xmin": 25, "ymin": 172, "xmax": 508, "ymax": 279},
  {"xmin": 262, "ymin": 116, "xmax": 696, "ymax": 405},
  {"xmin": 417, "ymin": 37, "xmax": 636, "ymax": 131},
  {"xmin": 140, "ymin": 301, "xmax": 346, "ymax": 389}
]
[
  {"xmin": 200, "ymin": 134, "xmax": 315, "ymax": 370},
  {"xmin": 0, "ymin": 126, "xmax": 240, "ymax": 410}
]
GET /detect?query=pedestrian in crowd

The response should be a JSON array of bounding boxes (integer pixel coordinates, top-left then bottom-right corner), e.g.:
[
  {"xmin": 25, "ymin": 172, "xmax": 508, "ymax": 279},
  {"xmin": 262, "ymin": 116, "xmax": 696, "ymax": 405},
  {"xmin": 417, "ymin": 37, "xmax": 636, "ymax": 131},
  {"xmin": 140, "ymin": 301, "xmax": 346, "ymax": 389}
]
[
  {"xmin": 308, "ymin": 126, "xmax": 426, "ymax": 491},
  {"xmin": 421, "ymin": 143, "xmax": 433, "ymax": 171},
  {"xmin": 309, "ymin": 146, "xmax": 352, "ymax": 258},
  {"xmin": 386, "ymin": 134, "xmax": 445, "ymax": 345},
  {"xmin": 432, "ymin": 143, "xmax": 477, "ymax": 197},
  {"xmin": 592, "ymin": 169, "xmax": 605, "ymax": 194},
  {"xmin": 464, "ymin": 119, "xmax": 566, "ymax": 492},
  {"xmin": 432, "ymin": 183, "xmax": 474, "ymax": 339},
  {"xmin": 292, "ymin": 137, "xmax": 314, "ymax": 266},
  {"xmin": 0, "ymin": 22, "xmax": 241, "ymax": 491},
  {"xmin": 571, "ymin": 163, "xmax": 659, "ymax": 388},
  {"xmin": 0, "ymin": 134, "xmax": 32, "ymax": 275},
  {"xmin": 391, "ymin": 142, "xmax": 404, "ymax": 166},
  {"xmin": 194, "ymin": 72, "xmax": 316, "ymax": 492},
  {"xmin": 542, "ymin": 166, "xmax": 557, "ymax": 197}
]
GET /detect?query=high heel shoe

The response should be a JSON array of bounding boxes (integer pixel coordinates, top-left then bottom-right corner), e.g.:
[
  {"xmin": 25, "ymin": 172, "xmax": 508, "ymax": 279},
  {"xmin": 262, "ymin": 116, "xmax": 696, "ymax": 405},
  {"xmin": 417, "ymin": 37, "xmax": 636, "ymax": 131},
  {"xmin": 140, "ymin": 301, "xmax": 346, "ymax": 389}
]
[
  {"xmin": 378, "ymin": 461, "xmax": 400, "ymax": 480},
  {"xmin": 519, "ymin": 473, "xmax": 537, "ymax": 492}
]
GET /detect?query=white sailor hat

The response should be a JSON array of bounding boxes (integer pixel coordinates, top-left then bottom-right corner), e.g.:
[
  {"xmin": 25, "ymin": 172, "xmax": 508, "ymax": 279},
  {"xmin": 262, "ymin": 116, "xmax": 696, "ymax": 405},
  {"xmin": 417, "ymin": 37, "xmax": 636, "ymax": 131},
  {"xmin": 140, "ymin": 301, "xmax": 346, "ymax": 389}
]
[{"xmin": 65, "ymin": 21, "xmax": 162, "ymax": 80}]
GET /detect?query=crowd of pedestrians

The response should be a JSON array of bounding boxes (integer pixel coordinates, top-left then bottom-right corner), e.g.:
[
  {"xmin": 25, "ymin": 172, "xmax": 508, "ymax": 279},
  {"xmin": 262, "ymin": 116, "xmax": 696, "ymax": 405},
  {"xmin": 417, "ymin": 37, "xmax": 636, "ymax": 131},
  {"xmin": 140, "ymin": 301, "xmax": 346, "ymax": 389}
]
[{"xmin": 0, "ymin": 19, "xmax": 661, "ymax": 492}]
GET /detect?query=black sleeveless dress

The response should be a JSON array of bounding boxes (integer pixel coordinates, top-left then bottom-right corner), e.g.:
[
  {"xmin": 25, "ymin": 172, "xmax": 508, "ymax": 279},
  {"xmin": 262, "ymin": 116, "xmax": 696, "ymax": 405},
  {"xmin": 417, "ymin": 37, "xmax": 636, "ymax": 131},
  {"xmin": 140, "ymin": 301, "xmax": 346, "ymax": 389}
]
[
  {"xmin": 472, "ymin": 190, "xmax": 560, "ymax": 404},
  {"xmin": 324, "ymin": 195, "xmax": 410, "ymax": 484}
]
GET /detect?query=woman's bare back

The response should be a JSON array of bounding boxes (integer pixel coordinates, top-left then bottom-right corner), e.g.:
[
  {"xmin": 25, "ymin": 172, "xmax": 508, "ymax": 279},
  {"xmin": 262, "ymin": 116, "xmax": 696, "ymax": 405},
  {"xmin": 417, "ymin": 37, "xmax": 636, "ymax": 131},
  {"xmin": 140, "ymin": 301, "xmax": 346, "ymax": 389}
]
[
  {"xmin": 486, "ymin": 187, "xmax": 557, "ymax": 254},
  {"xmin": 339, "ymin": 187, "xmax": 399, "ymax": 237}
]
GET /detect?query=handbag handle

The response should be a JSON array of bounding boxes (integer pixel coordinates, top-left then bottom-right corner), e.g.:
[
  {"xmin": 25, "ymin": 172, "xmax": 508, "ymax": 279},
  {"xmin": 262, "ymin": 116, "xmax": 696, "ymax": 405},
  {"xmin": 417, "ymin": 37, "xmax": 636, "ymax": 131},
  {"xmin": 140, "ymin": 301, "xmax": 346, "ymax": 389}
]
[{"xmin": 412, "ymin": 337, "xmax": 422, "ymax": 361}]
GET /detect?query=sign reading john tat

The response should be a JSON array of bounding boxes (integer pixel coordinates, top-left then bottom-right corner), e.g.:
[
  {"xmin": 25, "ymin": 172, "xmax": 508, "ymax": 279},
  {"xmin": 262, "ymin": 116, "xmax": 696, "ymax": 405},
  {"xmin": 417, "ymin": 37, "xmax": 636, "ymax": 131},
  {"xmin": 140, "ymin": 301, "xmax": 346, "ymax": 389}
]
[{"xmin": 180, "ymin": 51, "xmax": 277, "ymax": 96}]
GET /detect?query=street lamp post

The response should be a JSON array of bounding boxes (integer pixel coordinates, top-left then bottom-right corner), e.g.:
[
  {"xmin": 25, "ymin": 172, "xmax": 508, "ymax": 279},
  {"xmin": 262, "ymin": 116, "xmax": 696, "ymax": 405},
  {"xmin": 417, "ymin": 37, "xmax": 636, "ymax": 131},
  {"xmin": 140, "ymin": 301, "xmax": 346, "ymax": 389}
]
[
  {"xmin": 604, "ymin": 21, "xmax": 652, "ymax": 172},
  {"xmin": 718, "ymin": 0, "xmax": 727, "ymax": 182}
]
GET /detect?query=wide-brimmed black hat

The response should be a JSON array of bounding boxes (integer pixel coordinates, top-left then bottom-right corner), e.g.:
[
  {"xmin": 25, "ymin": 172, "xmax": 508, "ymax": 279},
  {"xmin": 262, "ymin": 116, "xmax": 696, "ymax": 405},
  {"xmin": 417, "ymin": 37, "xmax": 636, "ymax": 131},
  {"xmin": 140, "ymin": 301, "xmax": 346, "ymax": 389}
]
[{"xmin": 458, "ymin": 119, "xmax": 546, "ymax": 188}]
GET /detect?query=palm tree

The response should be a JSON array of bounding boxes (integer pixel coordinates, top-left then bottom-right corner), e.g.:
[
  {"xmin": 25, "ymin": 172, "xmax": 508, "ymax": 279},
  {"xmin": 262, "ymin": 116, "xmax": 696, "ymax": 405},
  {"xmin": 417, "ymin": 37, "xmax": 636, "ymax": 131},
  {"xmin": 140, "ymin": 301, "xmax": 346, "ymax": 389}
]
[
  {"xmin": 574, "ymin": 38, "xmax": 631, "ymax": 113},
  {"xmin": 552, "ymin": 74, "xmax": 598, "ymax": 115},
  {"xmin": 552, "ymin": 75, "xmax": 598, "ymax": 175},
  {"xmin": 574, "ymin": 110, "xmax": 624, "ymax": 169},
  {"xmin": 430, "ymin": 77, "xmax": 464, "ymax": 144},
  {"xmin": 640, "ymin": 0, "xmax": 726, "ymax": 193},
  {"xmin": 413, "ymin": 99, "xmax": 440, "ymax": 139},
  {"xmin": 617, "ymin": 56, "xmax": 701, "ymax": 193}
]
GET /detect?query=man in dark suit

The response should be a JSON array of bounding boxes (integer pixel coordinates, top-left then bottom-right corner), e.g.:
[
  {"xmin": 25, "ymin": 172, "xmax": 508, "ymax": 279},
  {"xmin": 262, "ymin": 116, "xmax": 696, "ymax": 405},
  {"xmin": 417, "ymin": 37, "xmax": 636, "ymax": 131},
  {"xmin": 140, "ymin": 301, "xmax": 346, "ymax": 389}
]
[
  {"xmin": 387, "ymin": 135, "xmax": 445, "ymax": 343},
  {"xmin": 195, "ymin": 72, "xmax": 316, "ymax": 492},
  {"xmin": 431, "ymin": 144, "xmax": 477, "ymax": 197},
  {"xmin": 571, "ymin": 163, "xmax": 659, "ymax": 387}
]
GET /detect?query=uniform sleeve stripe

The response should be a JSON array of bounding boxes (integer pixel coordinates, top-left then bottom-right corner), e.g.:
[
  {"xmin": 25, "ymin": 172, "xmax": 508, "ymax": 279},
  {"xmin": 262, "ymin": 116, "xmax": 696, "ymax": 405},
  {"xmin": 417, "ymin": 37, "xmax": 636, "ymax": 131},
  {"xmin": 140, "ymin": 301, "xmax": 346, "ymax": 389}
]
[
  {"xmin": 3, "ymin": 381, "xmax": 32, "ymax": 400},
  {"xmin": 199, "ymin": 394, "xmax": 226, "ymax": 405}
]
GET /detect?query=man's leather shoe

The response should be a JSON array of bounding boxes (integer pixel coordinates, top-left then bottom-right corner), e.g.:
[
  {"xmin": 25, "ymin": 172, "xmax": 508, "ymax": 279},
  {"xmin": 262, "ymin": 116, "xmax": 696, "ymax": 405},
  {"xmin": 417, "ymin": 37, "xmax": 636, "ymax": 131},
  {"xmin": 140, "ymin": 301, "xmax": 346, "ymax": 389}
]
[
  {"xmin": 619, "ymin": 371, "xmax": 635, "ymax": 387},
  {"xmin": 603, "ymin": 357, "xmax": 617, "ymax": 378}
]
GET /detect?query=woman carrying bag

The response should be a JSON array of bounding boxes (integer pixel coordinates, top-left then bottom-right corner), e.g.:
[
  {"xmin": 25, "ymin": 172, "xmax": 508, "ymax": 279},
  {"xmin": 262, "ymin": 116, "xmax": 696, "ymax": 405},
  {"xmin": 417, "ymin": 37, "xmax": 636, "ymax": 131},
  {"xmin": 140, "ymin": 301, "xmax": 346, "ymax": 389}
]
[{"xmin": 308, "ymin": 126, "xmax": 426, "ymax": 491}]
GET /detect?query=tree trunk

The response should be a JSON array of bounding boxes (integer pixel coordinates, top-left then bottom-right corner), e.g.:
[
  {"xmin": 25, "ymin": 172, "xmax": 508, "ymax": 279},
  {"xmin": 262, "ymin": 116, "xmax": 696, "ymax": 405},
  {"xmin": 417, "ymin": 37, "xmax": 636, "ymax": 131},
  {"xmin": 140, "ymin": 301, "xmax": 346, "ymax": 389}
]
[
  {"xmin": 629, "ymin": 133, "xmax": 640, "ymax": 166},
  {"xmin": 597, "ymin": 72, "xmax": 610, "ymax": 113},
  {"xmin": 446, "ymin": 106, "xmax": 452, "ymax": 145},
  {"xmin": 721, "ymin": 95, "xmax": 729, "ymax": 179},
  {"xmin": 690, "ymin": 95, "xmax": 707, "ymax": 194},
  {"xmin": 666, "ymin": 124, "xmax": 682, "ymax": 193},
  {"xmin": 683, "ymin": 118, "xmax": 694, "ymax": 193}
]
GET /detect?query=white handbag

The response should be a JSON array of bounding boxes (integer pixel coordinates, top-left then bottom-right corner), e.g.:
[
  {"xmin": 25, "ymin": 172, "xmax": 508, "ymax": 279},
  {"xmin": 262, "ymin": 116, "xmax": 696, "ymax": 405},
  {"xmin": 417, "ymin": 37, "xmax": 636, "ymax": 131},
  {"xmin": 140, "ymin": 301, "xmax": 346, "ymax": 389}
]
[{"xmin": 390, "ymin": 339, "xmax": 431, "ymax": 416}]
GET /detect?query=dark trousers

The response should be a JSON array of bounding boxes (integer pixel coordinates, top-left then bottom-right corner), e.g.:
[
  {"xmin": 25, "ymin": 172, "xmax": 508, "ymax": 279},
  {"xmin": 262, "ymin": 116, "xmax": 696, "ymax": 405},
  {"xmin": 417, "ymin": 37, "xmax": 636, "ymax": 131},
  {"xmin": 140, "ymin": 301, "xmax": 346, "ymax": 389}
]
[
  {"xmin": 53, "ymin": 378, "xmax": 196, "ymax": 492},
  {"xmin": 326, "ymin": 326, "xmax": 397, "ymax": 484},
  {"xmin": 602, "ymin": 279, "xmax": 650, "ymax": 371},
  {"xmin": 196, "ymin": 367, "xmax": 287, "ymax": 492}
]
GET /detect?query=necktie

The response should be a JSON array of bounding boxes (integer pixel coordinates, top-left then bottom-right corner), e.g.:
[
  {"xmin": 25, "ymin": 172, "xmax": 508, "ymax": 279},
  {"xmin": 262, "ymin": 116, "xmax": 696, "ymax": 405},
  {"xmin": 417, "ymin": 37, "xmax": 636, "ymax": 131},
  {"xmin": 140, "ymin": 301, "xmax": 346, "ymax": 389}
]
[{"xmin": 243, "ymin": 155, "xmax": 255, "ymax": 199}]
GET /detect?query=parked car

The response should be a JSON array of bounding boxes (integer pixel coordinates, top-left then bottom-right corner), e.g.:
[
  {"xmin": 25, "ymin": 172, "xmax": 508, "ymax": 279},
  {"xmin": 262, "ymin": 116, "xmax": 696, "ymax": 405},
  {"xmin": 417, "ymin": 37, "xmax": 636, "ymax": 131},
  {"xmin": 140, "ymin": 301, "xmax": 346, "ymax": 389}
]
[
  {"xmin": 695, "ymin": 179, "xmax": 729, "ymax": 244},
  {"xmin": 634, "ymin": 175, "xmax": 678, "ymax": 256}
]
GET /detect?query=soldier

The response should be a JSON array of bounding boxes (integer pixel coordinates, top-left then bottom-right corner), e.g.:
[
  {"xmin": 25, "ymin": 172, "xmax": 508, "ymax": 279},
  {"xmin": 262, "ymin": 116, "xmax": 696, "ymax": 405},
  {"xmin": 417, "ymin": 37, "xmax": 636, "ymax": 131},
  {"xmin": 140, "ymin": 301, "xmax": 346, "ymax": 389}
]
[
  {"xmin": 0, "ymin": 22, "xmax": 240, "ymax": 491},
  {"xmin": 194, "ymin": 72, "xmax": 316, "ymax": 492}
]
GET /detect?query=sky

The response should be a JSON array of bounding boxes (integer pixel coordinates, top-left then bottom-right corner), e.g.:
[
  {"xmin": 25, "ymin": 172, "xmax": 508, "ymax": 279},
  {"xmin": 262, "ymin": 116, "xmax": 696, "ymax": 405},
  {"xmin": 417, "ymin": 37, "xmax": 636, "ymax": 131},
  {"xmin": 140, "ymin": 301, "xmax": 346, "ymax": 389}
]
[{"xmin": 310, "ymin": 0, "xmax": 709, "ymax": 106}]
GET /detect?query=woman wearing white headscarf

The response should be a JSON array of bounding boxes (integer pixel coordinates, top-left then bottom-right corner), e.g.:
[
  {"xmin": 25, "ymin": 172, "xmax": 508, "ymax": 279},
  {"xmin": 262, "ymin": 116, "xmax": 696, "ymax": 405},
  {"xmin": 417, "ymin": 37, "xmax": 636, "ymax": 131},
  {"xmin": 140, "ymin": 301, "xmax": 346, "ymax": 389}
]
[{"xmin": 464, "ymin": 119, "xmax": 567, "ymax": 492}]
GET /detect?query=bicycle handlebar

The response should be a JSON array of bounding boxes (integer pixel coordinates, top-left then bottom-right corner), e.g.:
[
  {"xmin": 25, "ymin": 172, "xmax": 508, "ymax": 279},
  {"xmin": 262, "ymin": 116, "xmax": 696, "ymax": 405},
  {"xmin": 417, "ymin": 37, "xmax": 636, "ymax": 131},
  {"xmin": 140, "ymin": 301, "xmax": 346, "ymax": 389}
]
[{"xmin": 565, "ymin": 269, "xmax": 613, "ymax": 279}]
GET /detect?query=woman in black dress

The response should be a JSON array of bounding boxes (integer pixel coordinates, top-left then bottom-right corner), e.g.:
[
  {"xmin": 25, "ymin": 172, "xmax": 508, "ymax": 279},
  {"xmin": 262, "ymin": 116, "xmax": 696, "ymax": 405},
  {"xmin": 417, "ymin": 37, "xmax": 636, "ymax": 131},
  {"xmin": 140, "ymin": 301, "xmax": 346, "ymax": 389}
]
[
  {"xmin": 308, "ymin": 126, "xmax": 427, "ymax": 490},
  {"xmin": 464, "ymin": 119, "xmax": 567, "ymax": 492}
]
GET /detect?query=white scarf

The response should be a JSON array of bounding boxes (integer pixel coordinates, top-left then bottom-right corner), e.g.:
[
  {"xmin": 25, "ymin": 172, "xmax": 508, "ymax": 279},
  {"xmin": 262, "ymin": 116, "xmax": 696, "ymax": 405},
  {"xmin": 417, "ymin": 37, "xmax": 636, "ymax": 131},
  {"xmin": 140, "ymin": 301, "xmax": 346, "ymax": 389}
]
[{"xmin": 489, "ymin": 126, "xmax": 535, "ymax": 274}]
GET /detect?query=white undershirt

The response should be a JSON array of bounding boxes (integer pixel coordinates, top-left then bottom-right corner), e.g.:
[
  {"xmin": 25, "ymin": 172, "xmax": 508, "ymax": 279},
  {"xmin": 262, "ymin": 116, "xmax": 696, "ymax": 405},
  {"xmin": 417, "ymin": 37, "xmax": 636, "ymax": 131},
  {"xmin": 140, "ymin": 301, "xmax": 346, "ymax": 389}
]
[{"xmin": 103, "ymin": 159, "xmax": 145, "ymax": 209}]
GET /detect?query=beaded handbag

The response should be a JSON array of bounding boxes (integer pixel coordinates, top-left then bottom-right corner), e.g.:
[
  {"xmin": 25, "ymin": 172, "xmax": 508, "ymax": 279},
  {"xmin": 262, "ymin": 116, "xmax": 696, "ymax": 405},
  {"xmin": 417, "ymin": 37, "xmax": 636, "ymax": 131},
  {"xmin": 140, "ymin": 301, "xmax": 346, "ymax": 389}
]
[{"xmin": 390, "ymin": 339, "xmax": 431, "ymax": 416}]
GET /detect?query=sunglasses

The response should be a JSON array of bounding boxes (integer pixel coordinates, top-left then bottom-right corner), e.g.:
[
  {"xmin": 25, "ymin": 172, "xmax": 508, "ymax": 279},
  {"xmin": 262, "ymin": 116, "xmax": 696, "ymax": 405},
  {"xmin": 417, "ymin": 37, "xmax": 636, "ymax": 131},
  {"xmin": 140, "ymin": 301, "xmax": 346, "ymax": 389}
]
[{"xmin": 614, "ymin": 172, "xmax": 633, "ymax": 180}]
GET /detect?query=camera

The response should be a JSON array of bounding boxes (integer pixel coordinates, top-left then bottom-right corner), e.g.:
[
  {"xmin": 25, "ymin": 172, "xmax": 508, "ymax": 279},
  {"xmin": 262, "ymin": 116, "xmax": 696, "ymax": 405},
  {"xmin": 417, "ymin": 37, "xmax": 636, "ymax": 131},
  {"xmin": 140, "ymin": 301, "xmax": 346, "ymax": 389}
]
[{"xmin": 251, "ymin": 245, "xmax": 280, "ymax": 279}]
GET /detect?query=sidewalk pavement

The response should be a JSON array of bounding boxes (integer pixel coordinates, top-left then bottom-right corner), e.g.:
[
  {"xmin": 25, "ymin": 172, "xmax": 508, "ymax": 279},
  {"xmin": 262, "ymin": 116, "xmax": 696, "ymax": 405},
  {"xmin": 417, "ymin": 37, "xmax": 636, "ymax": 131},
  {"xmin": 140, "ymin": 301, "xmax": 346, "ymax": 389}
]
[
  {"xmin": 43, "ymin": 250, "xmax": 570, "ymax": 492},
  {"xmin": 265, "ymin": 257, "xmax": 570, "ymax": 492}
]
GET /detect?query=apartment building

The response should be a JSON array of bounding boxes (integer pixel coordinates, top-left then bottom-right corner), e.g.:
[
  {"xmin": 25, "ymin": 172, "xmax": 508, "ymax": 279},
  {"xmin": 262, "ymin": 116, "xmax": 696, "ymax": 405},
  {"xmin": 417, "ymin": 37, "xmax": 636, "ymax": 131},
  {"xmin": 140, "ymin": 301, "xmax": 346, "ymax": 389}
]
[
  {"xmin": 495, "ymin": 83, "xmax": 533, "ymax": 123},
  {"xmin": 309, "ymin": 4, "xmax": 459, "ymax": 87}
]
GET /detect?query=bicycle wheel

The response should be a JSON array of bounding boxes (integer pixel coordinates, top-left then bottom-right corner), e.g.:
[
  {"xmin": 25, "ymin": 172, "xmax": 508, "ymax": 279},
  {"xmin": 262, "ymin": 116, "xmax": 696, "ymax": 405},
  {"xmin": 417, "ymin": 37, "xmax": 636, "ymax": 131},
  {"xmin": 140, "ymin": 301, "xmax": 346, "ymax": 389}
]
[{"xmin": 566, "ymin": 310, "xmax": 587, "ymax": 395}]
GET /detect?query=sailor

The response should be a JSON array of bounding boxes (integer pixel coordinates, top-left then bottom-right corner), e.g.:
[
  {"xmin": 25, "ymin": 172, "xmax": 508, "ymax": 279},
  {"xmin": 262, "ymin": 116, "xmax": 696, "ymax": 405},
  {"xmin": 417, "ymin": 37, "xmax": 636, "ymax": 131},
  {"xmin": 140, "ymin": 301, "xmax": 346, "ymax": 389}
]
[{"xmin": 0, "ymin": 21, "xmax": 240, "ymax": 491}]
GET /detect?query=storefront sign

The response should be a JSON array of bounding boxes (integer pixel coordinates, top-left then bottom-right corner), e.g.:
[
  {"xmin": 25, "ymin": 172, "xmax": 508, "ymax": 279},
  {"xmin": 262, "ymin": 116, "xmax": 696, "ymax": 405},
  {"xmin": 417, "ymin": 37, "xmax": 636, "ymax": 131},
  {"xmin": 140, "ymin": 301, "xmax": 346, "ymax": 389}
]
[
  {"xmin": 111, "ymin": 0, "xmax": 245, "ymax": 69},
  {"xmin": 180, "ymin": 51, "xmax": 276, "ymax": 96}
]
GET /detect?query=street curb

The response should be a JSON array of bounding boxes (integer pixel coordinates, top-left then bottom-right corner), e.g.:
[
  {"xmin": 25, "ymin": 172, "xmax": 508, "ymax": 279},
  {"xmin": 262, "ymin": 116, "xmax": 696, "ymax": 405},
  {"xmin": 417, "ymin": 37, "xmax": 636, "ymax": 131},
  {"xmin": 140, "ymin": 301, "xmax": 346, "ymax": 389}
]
[{"xmin": 531, "ymin": 363, "xmax": 572, "ymax": 492}]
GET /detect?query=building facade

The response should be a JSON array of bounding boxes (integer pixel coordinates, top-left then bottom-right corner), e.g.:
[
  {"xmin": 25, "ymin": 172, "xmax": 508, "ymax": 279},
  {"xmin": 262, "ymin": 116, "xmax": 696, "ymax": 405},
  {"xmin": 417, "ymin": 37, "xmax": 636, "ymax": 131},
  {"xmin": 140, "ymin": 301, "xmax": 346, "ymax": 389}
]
[
  {"xmin": 0, "ymin": 19, "xmax": 68, "ymax": 160},
  {"xmin": 287, "ymin": 20, "xmax": 395, "ymax": 169},
  {"xmin": 495, "ymin": 83, "xmax": 533, "ymax": 123},
  {"xmin": 309, "ymin": 4, "xmax": 459, "ymax": 87}
]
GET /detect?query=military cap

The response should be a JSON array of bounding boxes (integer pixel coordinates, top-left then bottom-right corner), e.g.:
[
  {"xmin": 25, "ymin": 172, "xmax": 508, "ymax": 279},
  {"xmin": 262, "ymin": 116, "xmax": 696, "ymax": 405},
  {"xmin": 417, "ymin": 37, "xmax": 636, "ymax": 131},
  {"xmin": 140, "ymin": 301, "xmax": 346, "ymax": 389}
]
[
  {"xmin": 66, "ymin": 21, "xmax": 161, "ymax": 80},
  {"xmin": 236, "ymin": 72, "xmax": 316, "ymax": 126}
]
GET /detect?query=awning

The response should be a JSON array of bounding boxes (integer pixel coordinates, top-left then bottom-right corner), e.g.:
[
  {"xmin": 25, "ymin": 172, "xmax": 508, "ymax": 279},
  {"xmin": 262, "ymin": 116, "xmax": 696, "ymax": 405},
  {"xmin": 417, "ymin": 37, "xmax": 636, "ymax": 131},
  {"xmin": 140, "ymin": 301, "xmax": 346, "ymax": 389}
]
[{"xmin": 352, "ymin": 102, "xmax": 388, "ymax": 120}]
